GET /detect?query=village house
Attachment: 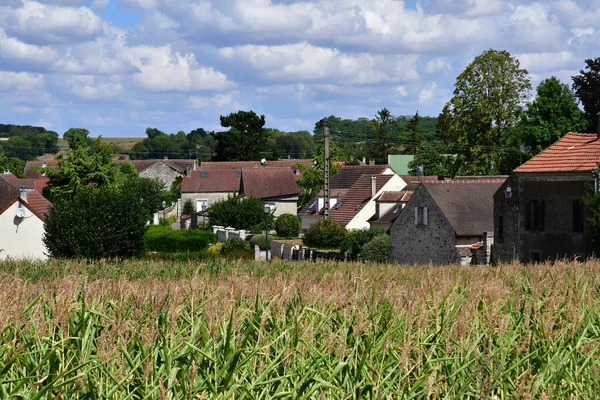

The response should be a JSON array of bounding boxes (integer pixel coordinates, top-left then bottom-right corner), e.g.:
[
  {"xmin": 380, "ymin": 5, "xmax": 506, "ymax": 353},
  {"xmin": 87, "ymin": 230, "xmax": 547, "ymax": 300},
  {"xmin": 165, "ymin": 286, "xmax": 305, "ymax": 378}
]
[
  {"xmin": 368, "ymin": 182, "xmax": 419, "ymax": 232},
  {"xmin": 240, "ymin": 167, "xmax": 300, "ymax": 216},
  {"xmin": 494, "ymin": 132, "xmax": 597, "ymax": 263},
  {"xmin": 200, "ymin": 159, "xmax": 312, "ymax": 173},
  {"xmin": 128, "ymin": 159, "xmax": 197, "ymax": 190},
  {"xmin": 181, "ymin": 169, "xmax": 241, "ymax": 212},
  {"xmin": 298, "ymin": 164, "xmax": 394, "ymax": 231},
  {"xmin": 390, "ymin": 178, "xmax": 505, "ymax": 266},
  {"xmin": 0, "ymin": 176, "xmax": 52, "ymax": 260}
]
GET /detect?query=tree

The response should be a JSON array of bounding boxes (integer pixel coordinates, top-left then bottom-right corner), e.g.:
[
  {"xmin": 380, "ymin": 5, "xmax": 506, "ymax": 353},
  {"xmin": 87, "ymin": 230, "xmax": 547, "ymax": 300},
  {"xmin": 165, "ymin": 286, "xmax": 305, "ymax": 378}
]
[
  {"xmin": 369, "ymin": 108, "xmax": 395, "ymax": 164},
  {"xmin": 215, "ymin": 110, "xmax": 273, "ymax": 161},
  {"xmin": 0, "ymin": 153, "xmax": 25, "ymax": 177},
  {"xmin": 206, "ymin": 195, "xmax": 274, "ymax": 231},
  {"xmin": 43, "ymin": 178, "xmax": 160, "ymax": 259},
  {"xmin": 408, "ymin": 142, "xmax": 455, "ymax": 177},
  {"xmin": 296, "ymin": 162, "xmax": 342, "ymax": 209},
  {"xmin": 63, "ymin": 128, "xmax": 91, "ymax": 150},
  {"xmin": 405, "ymin": 110, "xmax": 420, "ymax": 154},
  {"xmin": 572, "ymin": 57, "xmax": 600, "ymax": 131},
  {"xmin": 520, "ymin": 77, "xmax": 588, "ymax": 156},
  {"xmin": 443, "ymin": 49, "xmax": 531, "ymax": 175},
  {"xmin": 44, "ymin": 137, "xmax": 118, "ymax": 200}
]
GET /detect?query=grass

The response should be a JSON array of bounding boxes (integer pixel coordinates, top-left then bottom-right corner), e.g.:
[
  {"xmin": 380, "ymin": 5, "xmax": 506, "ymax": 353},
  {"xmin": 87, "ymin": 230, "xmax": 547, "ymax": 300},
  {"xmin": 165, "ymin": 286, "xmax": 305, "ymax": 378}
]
[{"xmin": 1, "ymin": 258, "xmax": 600, "ymax": 398}]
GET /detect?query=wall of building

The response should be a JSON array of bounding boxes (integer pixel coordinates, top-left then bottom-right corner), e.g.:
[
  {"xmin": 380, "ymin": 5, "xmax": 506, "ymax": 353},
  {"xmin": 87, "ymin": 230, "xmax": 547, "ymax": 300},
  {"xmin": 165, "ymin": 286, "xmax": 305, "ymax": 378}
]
[
  {"xmin": 0, "ymin": 201, "xmax": 47, "ymax": 260},
  {"xmin": 265, "ymin": 194, "xmax": 299, "ymax": 217},
  {"xmin": 181, "ymin": 191, "xmax": 235, "ymax": 211},
  {"xmin": 140, "ymin": 162, "xmax": 182, "ymax": 190},
  {"xmin": 493, "ymin": 175, "xmax": 519, "ymax": 263},
  {"xmin": 390, "ymin": 185, "xmax": 460, "ymax": 265},
  {"xmin": 300, "ymin": 215, "xmax": 320, "ymax": 232}
]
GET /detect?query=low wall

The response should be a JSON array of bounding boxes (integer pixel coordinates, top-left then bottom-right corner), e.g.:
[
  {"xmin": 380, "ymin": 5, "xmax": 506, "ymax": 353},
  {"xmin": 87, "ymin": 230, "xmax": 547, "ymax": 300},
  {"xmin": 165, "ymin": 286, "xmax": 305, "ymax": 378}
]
[{"xmin": 212, "ymin": 226, "xmax": 249, "ymax": 242}]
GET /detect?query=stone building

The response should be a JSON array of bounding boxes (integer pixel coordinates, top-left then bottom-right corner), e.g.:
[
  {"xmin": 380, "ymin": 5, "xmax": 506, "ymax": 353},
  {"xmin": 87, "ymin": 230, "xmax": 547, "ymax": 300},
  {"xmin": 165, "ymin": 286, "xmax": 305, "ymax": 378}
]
[
  {"xmin": 368, "ymin": 183, "xmax": 419, "ymax": 232},
  {"xmin": 129, "ymin": 159, "xmax": 197, "ymax": 190},
  {"xmin": 181, "ymin": 169, "xmax": 241, "ymax": 212},
  {"xmin": 493, "ymin": 132, "xmax": 596, "ymax": 263},
  {"xmin": 240, "ymin": 167, "xmax": 300, "ymax": 217},
  {"xmin": 390, "ymin": 178, "xmax": 504, "ymax": 265}
]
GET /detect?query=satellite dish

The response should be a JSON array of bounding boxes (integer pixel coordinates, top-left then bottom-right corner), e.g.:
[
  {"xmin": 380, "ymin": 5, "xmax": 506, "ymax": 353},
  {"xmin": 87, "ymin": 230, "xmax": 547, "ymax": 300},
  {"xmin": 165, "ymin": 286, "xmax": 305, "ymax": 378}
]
[{"xmin": 260, "ymin": 158, "xmax": 267, "ymax": 165}]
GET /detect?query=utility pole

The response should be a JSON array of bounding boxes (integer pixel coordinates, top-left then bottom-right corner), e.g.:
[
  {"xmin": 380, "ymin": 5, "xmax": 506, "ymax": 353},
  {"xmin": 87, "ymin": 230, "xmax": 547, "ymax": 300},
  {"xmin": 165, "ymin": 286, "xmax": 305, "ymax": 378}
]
[{"xmin": 323, "ymin": 124, "xmax": 330, "ymax": 220}]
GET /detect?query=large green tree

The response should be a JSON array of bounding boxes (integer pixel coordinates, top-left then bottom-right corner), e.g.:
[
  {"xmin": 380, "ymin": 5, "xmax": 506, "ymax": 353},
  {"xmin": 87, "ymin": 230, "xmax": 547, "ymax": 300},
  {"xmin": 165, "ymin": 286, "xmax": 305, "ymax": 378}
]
[
  {"xmin": 369, "ymin": 108, "xmax": 395, "ymax": 164},
  {"xmin": 442, "ymin": 49, "xmax": 531, "ymax": 175},
  {"xmin": 63, "ymin": 128, "xmax": 91, "ymax": 150},
  {"xmin": 572, "ymin": 57, "xmax": 600, "ymax": 131},
  {"xmin": 215, "ymin": 110, "xmax": 274, "ymax": 161},
  {"xmin": 520, "ymin": 77, "xmax": 588, "ymax": 156}
]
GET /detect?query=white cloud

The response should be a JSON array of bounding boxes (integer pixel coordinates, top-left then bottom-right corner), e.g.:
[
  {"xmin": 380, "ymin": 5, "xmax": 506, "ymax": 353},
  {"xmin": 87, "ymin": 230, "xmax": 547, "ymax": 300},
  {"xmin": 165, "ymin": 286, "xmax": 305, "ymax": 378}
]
[
  {"xmin": 0, "ymin": 29, "xmax": 59, "ymax": 68},
  {"xmin": 128, "ymin": 45, "xmax": 235, "ymax": 92},
  {"xmin": 516, "ymin": 52, "xmax": 577, "ymax": 74},
  {"xmin": 0, "ymin": 71, "xmax": 44, "ymax": 91},
  {"xmin": 91, "ymin": 0, "xmax": 110, "ymax": 9},
  {"xmin": 66, "ymin": 75, "xmax": 124, "ymax": 100},
  {"xmin": 425, "ymin": 57, "xmax": 451, "ymax": 74},
  {"xmin": 395, "ymin": 85, "xmax": 409, "ymax": 96},
  {"xmin": 4, "ymin": 1, "xmax": 103, "ymax": 44},
  {"xmin": 418, "ymin": 82, "xmax": 447, "ymax": 104}
]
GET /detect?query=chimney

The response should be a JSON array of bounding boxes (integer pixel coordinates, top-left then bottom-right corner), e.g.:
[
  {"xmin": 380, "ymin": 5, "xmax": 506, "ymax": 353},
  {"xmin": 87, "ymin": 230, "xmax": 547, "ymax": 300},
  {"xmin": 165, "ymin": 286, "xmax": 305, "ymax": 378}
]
[
  {"xmin": 288, "ymin": 154, "xmax": 291, "ymax": 159},
  {"xmin": 19, "ymin": 187, "xmax": 27, "ymax": 202},
  {"xmin": 369, "ymin": 160, "xmax": 375, "ymax": 166},
  {"xmin": 164, "ymin": 156, "xmax": 168, "ymax": 160},
  {"xmin": 362, "ymin": 156, "xmax": 366, "ymax": 164},
  {"xmin": 185, "ymin": 164, "xmax": 192, "ymax": 177},
  {"xmin": 371, "ymin": 176, "xmax": 377, "ymax": 198}
]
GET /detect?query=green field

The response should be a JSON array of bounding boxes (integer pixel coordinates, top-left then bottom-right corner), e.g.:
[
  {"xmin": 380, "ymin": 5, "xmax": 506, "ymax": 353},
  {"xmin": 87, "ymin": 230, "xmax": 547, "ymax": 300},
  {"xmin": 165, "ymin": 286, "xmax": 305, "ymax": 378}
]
[
  {"xmin": 1, "ymin": 259, "xmax": 600, "ymax": 398},
  {"xmin": 57, "ymin": 137, "xmax": 144, "ymax": 151}
]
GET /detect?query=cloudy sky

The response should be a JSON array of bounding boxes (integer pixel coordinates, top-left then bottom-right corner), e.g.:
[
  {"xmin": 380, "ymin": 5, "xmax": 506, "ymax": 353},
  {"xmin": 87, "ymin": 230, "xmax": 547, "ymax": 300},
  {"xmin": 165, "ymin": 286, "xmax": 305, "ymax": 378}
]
[{"xmin": 0, "ymin": 0, "xmax": 598, "ymax": 137}]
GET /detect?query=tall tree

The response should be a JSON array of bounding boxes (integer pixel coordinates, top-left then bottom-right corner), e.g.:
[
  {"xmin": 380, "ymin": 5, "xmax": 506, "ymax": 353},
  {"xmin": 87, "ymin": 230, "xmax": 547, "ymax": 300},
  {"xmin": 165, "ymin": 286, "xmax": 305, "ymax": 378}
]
[
  {"xmin": 63, "ymin": 128, "xmax": 91, "ymax": 150},
  {"xmin": 215, "ymin": 110, "xmax": 273, "ymax": 161},
  {"xmin": 405, "ymin": 110, "xmax": 420, "ymax": 154},
  {"xmin": 572, "ymin": 57, "xmax": 600, "ymax": 131},
  {"xmin": 520, "ymin": 77, "xmax": 588, "ymax": 156},
  {"xmin": 443, "ymin": 49, "xmax": 531, "ymax": 175},
  {"xmin": 369, "ymin": 108, "xmax": 395, "ymax": 164}
]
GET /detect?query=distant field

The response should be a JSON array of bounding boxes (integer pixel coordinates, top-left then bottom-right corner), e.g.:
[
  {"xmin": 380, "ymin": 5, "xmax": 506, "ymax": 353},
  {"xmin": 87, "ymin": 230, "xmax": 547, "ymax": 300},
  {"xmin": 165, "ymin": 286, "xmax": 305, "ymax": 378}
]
[
  {"xmin": 57, "ymin": 137, "xmax": 144, "ymax": 151},
  {"xmin": 1, "ymin": 259, "xmax": 599, "ymax": 398}
]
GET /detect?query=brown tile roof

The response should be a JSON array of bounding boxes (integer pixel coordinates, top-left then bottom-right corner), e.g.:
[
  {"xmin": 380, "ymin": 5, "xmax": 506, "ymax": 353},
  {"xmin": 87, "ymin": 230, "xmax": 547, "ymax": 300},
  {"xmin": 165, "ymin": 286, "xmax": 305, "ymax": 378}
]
[
  {"xmin": 330, "ymin": 165, "xmax": 390, "ymax": 189},
  {"xmin": 24, "ymin": 191, "xmax": 51, "ymax": 219},
  {"xmin": 515, "ymin": 132, "xmax": 600, "ymax": 173},
  {"xmin": 368, "ymin": 203, "xmax": 401, "ymax": 224},
  {"xmin": 1, "ymin": 172, "xmax": 17, "ymax": 180},
  {"xmin": 0, "ymin": 178, "xmax": 19, "ymax": 212},
  {"xmin": 423, "ymin": 178, "xmax": 505, "ymax": 236},
  {"xmin": 25, "ymin": 160, "xmax": 57, "ymax": 178},
  {"xmin": 241, "ymin": 168, "xmax": 299, "ymax": 199},
  {"xmin": 0, "ymin": 179, "xmax": 51, "ymax": 221},
  {"xmin": 200, "ymin": 159, "xmax": 313, "ymax": 170},
  {"xmin": 181, "ymin": 170, "xmax": 241, "ymax": 193},
  {"xmin": 330, "ymin": 174, "xmax": 393, "ymax": 226}
]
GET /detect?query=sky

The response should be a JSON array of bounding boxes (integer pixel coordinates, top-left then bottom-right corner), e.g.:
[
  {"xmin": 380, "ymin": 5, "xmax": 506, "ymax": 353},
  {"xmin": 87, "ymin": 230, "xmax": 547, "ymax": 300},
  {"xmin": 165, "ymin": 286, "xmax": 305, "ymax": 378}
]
[{"xmin": 0, "ymin": 0, "xmax": 598, "ymax": 137}]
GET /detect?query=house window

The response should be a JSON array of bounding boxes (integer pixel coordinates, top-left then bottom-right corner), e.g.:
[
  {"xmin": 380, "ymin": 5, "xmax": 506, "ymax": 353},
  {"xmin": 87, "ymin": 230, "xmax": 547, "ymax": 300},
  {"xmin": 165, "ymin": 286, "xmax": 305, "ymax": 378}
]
[
  {"xmin": 498, "ymin": 216, "xmax": 504, "ymax": 242},
  {"xmin": 525, "ymin": 200, "xmax": 545, "ymax": 232},
  {"xmin": 414, "ymin": 206, "xmax": 428, "ymax": 225},
  {"xmin": 530, "ymin": 251, "xmax": 541, "ymax": 263},
  {"xmin": 196, "ymin": 199, "xmax": 208, "ymax": 212},
  {"xmin": 573, "ymin": 199, "xmax": 584, "ymax": 233}
]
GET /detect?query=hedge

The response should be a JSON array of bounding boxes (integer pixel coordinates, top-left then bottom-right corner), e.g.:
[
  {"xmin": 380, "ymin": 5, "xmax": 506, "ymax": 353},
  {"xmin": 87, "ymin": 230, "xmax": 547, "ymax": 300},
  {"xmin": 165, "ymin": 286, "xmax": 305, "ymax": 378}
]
[{"xmin": 145, "ymin": 226, "xmax": 216, "ymax": 253}]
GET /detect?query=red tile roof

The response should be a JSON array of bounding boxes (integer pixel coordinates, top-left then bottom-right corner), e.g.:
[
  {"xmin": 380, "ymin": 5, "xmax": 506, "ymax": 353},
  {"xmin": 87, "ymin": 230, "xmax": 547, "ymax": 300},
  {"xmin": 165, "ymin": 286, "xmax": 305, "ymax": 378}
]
[
  {"xmin": 330, "ymin": 174, "xmax": 393, "ymax": 227},
  {"xmin": 330, "ymin": 165, "xmax": 390, "ymax": 189},
  {"xmin": 200, "ymin": 159, "xmax": 313, "ymax": 170},
  {"xmin": 241, "ymin": 168, "xmax": 299, "ymax": 199},
  {"xmin": 515, "ymin": 132, "xmax": 600, "ymax": 173},
  {"xmin": 1, "ymin": 172, "xmax": 17, "ymax": 180},
  {"xmin": 181, "ymin": 170, "xmax": 241, "ymax": 193},
  {"xmin": 24, "ymin": 191, "xmax": 51, "ymax": 219},
  {"xmin": 0, "ymin": 179, "xmax": 51, "ymax": 221},
  {"xmin": 25, "ymin": 160, "xmax": 57, "ymax": 178}
]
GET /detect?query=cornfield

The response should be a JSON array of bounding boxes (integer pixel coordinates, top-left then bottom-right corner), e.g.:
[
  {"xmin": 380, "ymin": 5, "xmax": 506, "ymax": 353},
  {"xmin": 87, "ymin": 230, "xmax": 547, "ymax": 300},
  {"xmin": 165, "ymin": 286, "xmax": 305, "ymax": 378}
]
[{"xmin": 1, "ymin": 258, "xmax": 600, "ymax": 398}]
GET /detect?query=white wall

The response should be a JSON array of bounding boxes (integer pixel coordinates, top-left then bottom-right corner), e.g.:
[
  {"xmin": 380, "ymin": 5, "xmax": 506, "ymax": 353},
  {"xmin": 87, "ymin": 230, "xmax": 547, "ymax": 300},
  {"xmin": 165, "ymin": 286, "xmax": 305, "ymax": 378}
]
[
  {"xmin": 346, "ymin": 175, "xmax": 407, "ymax": 230},
  {"xmin": 0, "ymin": 201, "xmax": 47, "ymax": 260},
  {"xmin": 181, "ymin": 192, "xmax": 235, "ymax": 210}
]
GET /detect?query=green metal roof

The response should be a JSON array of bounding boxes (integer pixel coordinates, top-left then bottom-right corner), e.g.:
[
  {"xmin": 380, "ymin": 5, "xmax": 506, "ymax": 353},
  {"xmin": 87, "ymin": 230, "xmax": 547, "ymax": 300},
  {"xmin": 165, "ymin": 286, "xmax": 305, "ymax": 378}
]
[{"xmin": 387, "ymin": 154, "xmax": 414, "ymax": 175}]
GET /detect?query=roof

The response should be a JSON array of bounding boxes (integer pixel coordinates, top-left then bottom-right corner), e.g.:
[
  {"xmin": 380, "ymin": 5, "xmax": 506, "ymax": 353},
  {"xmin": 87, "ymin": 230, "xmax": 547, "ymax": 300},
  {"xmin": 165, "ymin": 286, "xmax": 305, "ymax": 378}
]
[
  {"xmin": 368, "ymin": 203, "xmax": 401, "ymax": 224},
  {"xmin": 2, "ymin": 175, "xmax": 50, "ymax": 194},
  {"xmin": 515, "ymin": 132, "xmax": 600, "ymax": 173},
  {"xmin": 423, "ymin": 178, "xmax": 505, "ymax": 236},
  {"xmin": 241, "ymin": 168, "xmax": 299, "ymax": 199},
  {"xmin": 388, "ymin": 155, "xmax": 414, "ymax": 175},
  {"xmin": 329, "ymin": 174, "xmax": 393, "ymax": 226},
  {"xmin": 200, "ymin": 159, "xmax": 313, "ymax": 170},
  {"xmin": 128, "ymin": 159, "xmax": 195, "ymax": 173},
  {"xmin": 25, "ymin": 160, "xmax": 57, "ymax": 179},
  {"xmin": 181, "ymin": 170, "xmax": 241, "ymax": 193},
  {"xmin": 330, "ymin": 165, "xmax": 389, "ymax": 189},
  {"xmin": 368, "ymin": 184, "xmax": 418, "ymax": 224},
  {"xmin": 2, "ymin": 172, "xmax": 17, "ymax": 180},
  {"xmin": 0, "ymin": 178, "xmax": 51, "ymax": 221}
]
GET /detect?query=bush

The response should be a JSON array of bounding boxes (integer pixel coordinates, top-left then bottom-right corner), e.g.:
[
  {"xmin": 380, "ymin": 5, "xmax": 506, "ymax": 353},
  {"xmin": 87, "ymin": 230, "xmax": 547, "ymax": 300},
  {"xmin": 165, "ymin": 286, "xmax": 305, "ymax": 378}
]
[
  {"xmin": 220, "ymin": 238, "xmax": 253, "ymax": 259},
  {"xmin": 207, "ymin": 195, "xmax": 274, "ymax": 231},
  {"xmin": 275, "ymin": 214, "xmax": 300, "ymax": 238},
  {"xmin": 206, "ymin": 242, "xmax": 224, "ymax": 257},
  {"xmin": 145, "ymin": 226, "xmax": 216, "ymax": 253},
  {"xmin": 359, "ymin": 234, "xmax": 391, "ymax": 263},
  {"xmin": 250, "ymin": 234, "xmax": 274, "ymax": 250},
  {"xmin": 182, "ymin": 199, "xmax": 195, "ymax": 215},
  {"xmin": 341, "ymin": 229, "xmax": 385, "ymax": 258},
  {"xmin": 43, "ymin": 182, "xmax": 159, "ymax": 259},
  {"xmin": 303, "ymin": 219, "xmax": 347, "ymax": 249}
]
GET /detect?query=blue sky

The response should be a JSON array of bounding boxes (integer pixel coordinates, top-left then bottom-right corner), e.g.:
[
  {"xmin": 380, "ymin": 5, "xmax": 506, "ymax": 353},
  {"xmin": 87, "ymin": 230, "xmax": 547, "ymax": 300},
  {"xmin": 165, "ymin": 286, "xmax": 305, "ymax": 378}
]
[{"xmin": 0, "ymin": 0, "xmax": 598, "ymax": 137}]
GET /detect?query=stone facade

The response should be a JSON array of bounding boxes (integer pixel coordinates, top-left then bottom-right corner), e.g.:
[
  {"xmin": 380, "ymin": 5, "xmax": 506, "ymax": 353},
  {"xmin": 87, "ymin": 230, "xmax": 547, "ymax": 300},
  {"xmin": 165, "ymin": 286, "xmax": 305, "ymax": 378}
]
[
  {"xmin": 181, "ymin": 191, "xmax": 235, "ymax": 212},
  {"xmin": 139, "ymin": 162, "xmax": 183, "ymax": 190},
  {"xmin": 390, "ymin": 185, "xmax": 460, "ymax": 265},
  {"xmin": 265, "ymin": 194, "xmax": 299, "ymax": 217},
  {"xmin": 493, "ymin": 173, "xmax": 592, "ymax": 263}
]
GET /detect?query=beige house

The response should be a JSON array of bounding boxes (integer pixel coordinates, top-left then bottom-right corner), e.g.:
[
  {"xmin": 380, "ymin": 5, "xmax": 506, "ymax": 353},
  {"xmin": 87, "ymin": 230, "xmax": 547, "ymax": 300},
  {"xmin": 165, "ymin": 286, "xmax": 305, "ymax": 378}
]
[
  {"xmin": 0, "ymin": 177, "xmax": 51, "ymax": 260},
  {"xmin": 240, "ymin": 168, "xmax": 300, "ymax": 217},
  {"xmin": 181, "ymin": 169, "xmax": 241, "ymax": 212}
]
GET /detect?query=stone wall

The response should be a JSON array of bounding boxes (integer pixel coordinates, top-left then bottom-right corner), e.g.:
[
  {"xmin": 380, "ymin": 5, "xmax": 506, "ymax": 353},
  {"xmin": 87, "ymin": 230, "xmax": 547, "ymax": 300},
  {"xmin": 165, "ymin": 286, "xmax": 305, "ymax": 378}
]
[
  {"xmin": 212, "ymin": 226, "xmax": 249, "ymax": 242},
  {"xmin": 181, "ymin": 191, "xmax": 235, "ymax": 211},
  {"xmin": 266, "ymin": 194, "xmax": 299, "ymax": 216},
  {"xmin": 140, "ymin": 162, "xmax": 182, "ymax": 190},
  {"xmin": 390, "ymin": 185, "xmax": 460, "ymax": 265}
]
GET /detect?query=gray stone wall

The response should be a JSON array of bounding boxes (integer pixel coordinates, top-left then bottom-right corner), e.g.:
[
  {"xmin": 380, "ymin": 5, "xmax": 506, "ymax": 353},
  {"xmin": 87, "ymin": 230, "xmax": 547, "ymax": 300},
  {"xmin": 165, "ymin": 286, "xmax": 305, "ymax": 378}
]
[
  {"xmin": 390, "ymin": 185, "xmax": 460, "ymax": 265},
  {"xmin": 265, "ymin": 194, "xmax": 299, "ymax": 217},
  {"xmin": 493, "ymin": 175, "xmax": 519, "ymax": 263},
  {"xmin": 140, "ymin": 162, "xmax": 182, "ymax": 190}
]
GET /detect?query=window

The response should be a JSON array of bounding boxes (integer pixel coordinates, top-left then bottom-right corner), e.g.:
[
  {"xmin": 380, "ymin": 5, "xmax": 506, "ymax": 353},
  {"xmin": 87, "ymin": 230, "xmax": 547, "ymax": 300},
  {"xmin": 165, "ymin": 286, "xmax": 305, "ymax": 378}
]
[
  {"xmin": 196, "ymin": 199, "xmax": 208, "ymax": 212},
  {"xmin": 498, "ymin": 216, "xmax": 504, "ymax": 242},
  {"xmin": 525, "ymin": 200, "xmax": 545, "ymax": 232},
  {"xmin": 530, "ymin": 251, "xmax": 541, "ymax": 263},
  {"xmin": 573, "ymin": 199, "xmax": 584, "ymax": 233},
  {"xmin": 414, "ymin": 206, "xmax": 428, "ymax": 225}
]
